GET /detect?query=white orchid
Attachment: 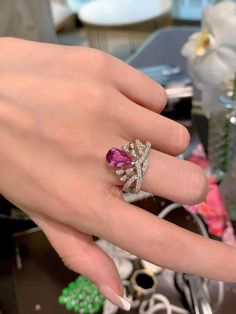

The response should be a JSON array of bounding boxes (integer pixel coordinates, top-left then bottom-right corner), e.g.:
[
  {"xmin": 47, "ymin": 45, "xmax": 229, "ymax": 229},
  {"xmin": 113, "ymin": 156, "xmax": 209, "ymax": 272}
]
[{"xmin": 181, "ymin": 1, "xmax": 236, "ymax": 89}]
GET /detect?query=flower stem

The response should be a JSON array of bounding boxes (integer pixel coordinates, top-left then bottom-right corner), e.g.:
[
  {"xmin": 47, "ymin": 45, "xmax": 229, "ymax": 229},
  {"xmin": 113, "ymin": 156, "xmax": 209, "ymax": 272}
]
[{"xmin": 232, "ymin": 74, "xmax": 236, "ymax": 101}]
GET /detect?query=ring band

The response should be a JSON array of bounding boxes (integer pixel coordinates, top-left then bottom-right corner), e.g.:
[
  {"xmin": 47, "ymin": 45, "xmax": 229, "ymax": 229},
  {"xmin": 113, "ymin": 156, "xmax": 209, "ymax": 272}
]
[
  {"xmin": 130, "ymin": 269, "xmax": 158, "ymax": 299},
  {"xmin": 106, "ymin": 139, "xmax": 151, "ymax": 194}
]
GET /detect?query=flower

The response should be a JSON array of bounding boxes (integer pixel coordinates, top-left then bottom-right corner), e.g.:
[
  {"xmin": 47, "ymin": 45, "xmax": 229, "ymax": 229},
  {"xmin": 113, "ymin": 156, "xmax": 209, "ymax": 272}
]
[{"xmin": 181, "ymin": 1, "xmax": 236, "ymax": 89}]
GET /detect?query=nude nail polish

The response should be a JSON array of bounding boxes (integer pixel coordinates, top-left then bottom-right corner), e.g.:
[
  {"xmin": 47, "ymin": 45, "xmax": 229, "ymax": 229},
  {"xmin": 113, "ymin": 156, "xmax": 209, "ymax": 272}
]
[{"xmin": 98, "ymin": 285, "xmax": 131, "ymax": 311}]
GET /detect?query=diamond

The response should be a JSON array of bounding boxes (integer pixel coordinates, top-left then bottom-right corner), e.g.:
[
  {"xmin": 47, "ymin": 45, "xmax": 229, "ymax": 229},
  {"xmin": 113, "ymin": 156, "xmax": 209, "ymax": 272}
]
[
  {"xmin": 122, "ymin": 145, "xmax": 130, "ymax": 152},
  {"xmin": 125, "ymin": 168, "xmax": 133, "ymax": 175},
  {"xmin": 120, "ymin": 174, "xmax": 128, "ymax": 182},
  {"xmin": 116, "ymin": 169, "xmax": 124, "ymax": 175}
]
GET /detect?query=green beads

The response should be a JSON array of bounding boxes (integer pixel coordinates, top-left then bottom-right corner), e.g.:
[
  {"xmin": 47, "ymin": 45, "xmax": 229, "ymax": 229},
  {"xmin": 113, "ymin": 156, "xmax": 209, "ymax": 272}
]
[{"xmin": 58, "ymin": 276, "xmax": 105, "ymax": 313}]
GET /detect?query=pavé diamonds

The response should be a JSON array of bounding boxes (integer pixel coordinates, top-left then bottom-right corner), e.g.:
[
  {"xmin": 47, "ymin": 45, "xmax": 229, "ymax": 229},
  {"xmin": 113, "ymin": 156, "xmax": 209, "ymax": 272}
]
[
  {"xmin": 116, "ymin": 169, "xmax": 124, "ymax": 175},
  {"xmin": 106, "ymin": 139, "xmax": 151, "ymax": 194},
  {"xmin": 120, "ymin": 174, "xmax": 128, "ymax": 182},
  {"xmin": 125, "ymin": 168, "xmax": 133, "ymax": 175}
]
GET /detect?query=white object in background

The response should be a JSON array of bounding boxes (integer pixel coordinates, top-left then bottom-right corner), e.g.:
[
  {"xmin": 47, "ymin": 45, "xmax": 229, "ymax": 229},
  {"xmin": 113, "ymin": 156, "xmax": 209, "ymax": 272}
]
[
  {"xmin": 96, "ymin": 239, "xmax": 136, "ymax": 279},
  {"xmin": 141, "ymin": 260, "xmax": 163, "ymax": 275},
  {"xmin": 181, "ymin": 1, "xmax": 236, "ymax": 90},
  {"xmin": 66, "ymin": 0, "xmax": 95, "ymax": 12},
  {"xmin": 79, "ymin": 0, "xmax": 172, "ymax": 26},
  {"xmin": 114, "ymin": 257, "xmax": 134, "ymax": 280},
  {"xmin": 50, "ymin": 0, "xmax": 73, "ymax": 27},
  {"xmin": 103, "ymin": 299, "xmax": 119, "ymax": 314},
  {"xmin": 139, "ymin": 293, "xmax": 190, "ymax": 314},
  {"xmin": 96, "ymin": 239, "xmax": 137, "ymax": 260}
]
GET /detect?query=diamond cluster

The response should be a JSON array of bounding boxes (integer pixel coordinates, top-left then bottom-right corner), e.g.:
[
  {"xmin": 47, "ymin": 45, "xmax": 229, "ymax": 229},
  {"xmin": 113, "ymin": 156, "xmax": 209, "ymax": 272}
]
[{"xmin": 106, "ymin": 139, "xmax": 151, "ymax": 194}]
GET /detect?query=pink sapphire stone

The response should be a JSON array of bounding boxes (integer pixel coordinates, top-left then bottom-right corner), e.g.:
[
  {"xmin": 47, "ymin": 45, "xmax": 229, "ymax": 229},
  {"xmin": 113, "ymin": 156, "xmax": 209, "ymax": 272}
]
[{"xmin": 106, "ymin": 147, "xmax": 132, "ymax": 167}]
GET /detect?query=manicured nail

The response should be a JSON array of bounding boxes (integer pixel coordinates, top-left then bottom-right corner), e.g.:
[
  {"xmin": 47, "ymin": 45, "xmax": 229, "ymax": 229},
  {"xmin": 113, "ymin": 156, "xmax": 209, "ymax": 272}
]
[{"xmin": 98, "ymin": 285, "xmax": 131, "ymax": 311}]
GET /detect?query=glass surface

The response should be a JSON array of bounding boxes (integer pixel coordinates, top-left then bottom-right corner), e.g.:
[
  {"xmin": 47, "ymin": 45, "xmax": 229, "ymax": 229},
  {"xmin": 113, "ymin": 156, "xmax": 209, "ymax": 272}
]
[
  {"xmin": 220, "ymin": 157, "xmax": 236, "ymax": 221},
  {"xmin": 208, "ymin": 94, "xmax": 236, "ymax": 180}
]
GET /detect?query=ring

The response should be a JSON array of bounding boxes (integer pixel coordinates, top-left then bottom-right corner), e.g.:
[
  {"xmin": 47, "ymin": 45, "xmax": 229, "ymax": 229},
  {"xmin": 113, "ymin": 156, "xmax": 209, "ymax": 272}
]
[
  {"xmin": 130, "ymin": 269, "xmax": 158, "ymax": 299},
  {"xmin": 106, "ymin": 139, "xmax": 151, "ymax": 194}
]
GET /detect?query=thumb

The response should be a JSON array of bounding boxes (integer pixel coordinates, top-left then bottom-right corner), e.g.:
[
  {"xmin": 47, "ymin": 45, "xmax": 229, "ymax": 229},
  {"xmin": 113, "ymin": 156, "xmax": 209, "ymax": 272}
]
[{"xmin": 25, "ymin": 211, "xmax": 131, "ymax": 311}]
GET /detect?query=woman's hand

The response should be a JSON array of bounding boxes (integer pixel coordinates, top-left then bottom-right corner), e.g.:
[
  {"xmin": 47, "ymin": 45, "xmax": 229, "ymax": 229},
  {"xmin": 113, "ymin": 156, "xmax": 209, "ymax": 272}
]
[{"xmin": 0, "ymin": 37, "xmax": 234, "ymax": 310}]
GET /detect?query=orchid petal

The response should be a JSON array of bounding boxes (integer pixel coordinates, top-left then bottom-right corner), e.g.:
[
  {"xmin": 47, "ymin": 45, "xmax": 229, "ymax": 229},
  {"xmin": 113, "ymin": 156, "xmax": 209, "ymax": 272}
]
[
  {"xmin": 187, "ymin": 52, "xmax": 233, "ymax": 88},
  {"xmin": 182, "ymin": 1, "xmax": 236, "ymax": 90},
  {"xmin": 218, "ymin": 47, "xmax": 236, "ymax": 71},
  {"xmin": 203, "ymin": 2, "xmax": 236, "ymax": 44},
  {"xmin": 220, "ymin": 14, "xmax": 236, "ymax": 48},
  {"xmin": 181, "ymin": 34, "xmax": 199, "ymax": 60}
]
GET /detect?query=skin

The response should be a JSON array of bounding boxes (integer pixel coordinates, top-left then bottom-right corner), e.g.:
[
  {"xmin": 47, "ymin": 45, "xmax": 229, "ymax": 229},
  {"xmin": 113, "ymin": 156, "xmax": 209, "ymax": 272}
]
[{"xmin": 0, "ymin": 37, "xmax": 235, "ymax": 307}]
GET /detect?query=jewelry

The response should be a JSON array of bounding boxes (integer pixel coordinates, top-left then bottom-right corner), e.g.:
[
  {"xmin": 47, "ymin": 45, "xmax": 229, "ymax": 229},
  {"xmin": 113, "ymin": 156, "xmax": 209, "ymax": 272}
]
[
  {"xmin": 106, "ymin": 139, "xmax": 151, "ymax": 194},
  {"xmin": 130, "ymin": 269, "xmax": 158, "ymax": 299},
  {"xmin": 58, "ymin": 276, "xmax": 105, "ymax": 313}
]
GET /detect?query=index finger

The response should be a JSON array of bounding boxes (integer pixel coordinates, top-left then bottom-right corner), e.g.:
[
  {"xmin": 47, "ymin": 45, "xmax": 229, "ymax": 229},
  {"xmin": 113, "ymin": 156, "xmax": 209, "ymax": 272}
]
[
  {"xmin": 110, "ymin": 56, "xmax": 167, "ymax": 113},
  {"xmin": 98, "ymin": 199, "xmax": 236, "ymax": 282}
]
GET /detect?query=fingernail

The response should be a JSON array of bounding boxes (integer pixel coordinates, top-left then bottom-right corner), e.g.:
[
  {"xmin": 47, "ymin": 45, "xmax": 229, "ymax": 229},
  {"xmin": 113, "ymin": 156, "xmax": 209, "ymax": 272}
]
[{"xmin": 98, "ymin": 285, "xmax": 131, "ymax": 311}]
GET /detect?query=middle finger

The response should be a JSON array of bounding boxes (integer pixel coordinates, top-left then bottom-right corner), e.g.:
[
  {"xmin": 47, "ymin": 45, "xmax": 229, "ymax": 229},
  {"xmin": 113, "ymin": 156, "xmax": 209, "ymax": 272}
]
[{"xmin": 115, "ymin": 93, "xmax": 190, "ymax": 156}]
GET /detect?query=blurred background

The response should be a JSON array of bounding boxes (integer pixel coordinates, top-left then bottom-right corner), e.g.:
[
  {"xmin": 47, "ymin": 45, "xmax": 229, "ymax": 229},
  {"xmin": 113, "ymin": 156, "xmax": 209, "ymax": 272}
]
[{"xmin": 0, "ymin": 0, "xmax": 223, "ymax": 58}]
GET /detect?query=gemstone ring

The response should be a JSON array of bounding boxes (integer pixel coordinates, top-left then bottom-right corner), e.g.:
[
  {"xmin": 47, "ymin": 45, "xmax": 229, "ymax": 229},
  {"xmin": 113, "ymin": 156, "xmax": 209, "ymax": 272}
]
[{"xmin": 106, "ymin": 139, "xmax": 151, "ymax": 194}]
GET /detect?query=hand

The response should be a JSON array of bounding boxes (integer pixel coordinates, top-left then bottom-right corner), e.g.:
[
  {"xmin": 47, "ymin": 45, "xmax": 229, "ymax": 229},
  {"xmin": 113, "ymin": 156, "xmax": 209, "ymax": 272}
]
[{"xmin": 0, "ymin": 37, "xmax": 234, "ymax": 310}]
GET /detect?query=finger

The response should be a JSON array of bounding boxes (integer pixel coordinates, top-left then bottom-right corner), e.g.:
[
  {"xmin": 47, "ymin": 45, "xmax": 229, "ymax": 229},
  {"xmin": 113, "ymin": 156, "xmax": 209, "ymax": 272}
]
[
  {"xmin": 115, "ymin": 93, "xmax": 190, "ymax": 155},
  {"xmin": 107, "ymin": 145, "xmax": 208, "ymax": 205},
  {"xmin": 141, "ymin": 150, "xmax": 208, "ymax": 205},
  {"xmin": 26, "ymin": 211, "xmax": 131, "ymax": 311},
  {"xmin": 99, "ymin": 199, "xmax": 236, "ymax": 283},
  {"xmin": 110, "ymin": 57, "xmax": 167, "ymax": 113}
]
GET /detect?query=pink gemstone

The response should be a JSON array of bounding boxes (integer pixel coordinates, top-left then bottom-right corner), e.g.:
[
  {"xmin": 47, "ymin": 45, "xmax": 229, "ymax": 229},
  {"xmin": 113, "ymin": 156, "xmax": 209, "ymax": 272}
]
[{"xmin": 106, "ymin": 147, "xmax": 132, "ymax": 167}]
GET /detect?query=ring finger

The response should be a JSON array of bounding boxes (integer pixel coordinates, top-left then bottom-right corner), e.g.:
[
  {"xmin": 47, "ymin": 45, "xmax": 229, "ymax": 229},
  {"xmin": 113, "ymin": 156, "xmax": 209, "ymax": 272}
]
[{"xmin": 105, "ymin": 139, "xmax": 208, "ymax": 205}]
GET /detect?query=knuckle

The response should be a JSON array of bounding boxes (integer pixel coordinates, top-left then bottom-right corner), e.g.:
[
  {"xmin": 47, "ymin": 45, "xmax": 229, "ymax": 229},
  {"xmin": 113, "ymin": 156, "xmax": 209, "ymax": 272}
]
[
  {"xmin": 83, "ymin": 48, "xmax": 110, "ymax": 76},
  {"xmin": 88, "ymin": 87, "xmax": 118, "ymax": 123},
  {"xmin": 68, "ymin": 47, "xmax": 111, "ymax": 79},
  {"xmin": 89, "ymin": 85, "xmax": 107, "ymax": 106},
  {"xmin": 93, "ymin": 50, "xmax": 109, "ymax": 71}
]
